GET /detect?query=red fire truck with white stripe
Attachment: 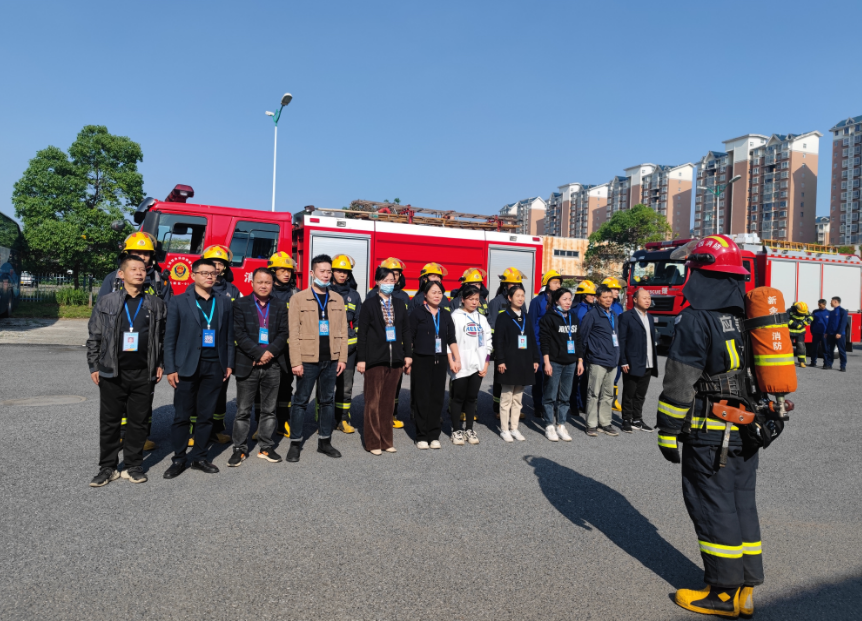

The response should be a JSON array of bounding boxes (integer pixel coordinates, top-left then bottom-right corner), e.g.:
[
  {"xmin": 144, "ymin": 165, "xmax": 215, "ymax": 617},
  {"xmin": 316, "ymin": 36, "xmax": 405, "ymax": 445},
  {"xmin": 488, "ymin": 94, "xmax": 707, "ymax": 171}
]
[
  {"xmin": 624, "ymin": 234, "xmax": 862, "ymax": 346},
  {"xmin": 133, "ymin": 186, "xmax": 544, "ymax": 301}
]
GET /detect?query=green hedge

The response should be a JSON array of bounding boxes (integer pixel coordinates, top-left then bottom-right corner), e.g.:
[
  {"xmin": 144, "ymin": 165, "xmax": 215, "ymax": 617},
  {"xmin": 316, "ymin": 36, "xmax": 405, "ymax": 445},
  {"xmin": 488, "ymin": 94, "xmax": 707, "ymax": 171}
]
[{"xmin": 54, "ymin": 287, "xmax": 91, "ymax": 306}]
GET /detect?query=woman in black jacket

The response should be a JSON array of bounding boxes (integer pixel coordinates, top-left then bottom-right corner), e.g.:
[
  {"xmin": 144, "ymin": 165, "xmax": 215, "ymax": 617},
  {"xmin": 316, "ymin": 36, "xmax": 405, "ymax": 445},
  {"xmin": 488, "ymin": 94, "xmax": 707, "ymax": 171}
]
[
  {"xmin": 356, "ymin": 268, "xmax": 413, "ymax": 455},
  {"xmin": 492, "ymin": 285, "xmax": 539, "ymax": 442},
  {"xmin": 408, "ymin": 281, "xmax": 460, "ymax": 449},
  {"xmin": 539, "ymin": 288, "xmax": 584, "ymax": 442}
]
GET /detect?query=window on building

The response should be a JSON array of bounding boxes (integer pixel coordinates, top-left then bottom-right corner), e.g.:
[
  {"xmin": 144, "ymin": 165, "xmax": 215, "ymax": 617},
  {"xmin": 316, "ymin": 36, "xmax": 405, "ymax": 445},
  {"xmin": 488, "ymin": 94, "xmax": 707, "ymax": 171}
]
[
  {"xmin": 229, "ymin": 221, "xmax": 280, "ymax": 266},
  {"xmin": 553, "ymin": 250, "xmax": 580, "ymax": 258}
]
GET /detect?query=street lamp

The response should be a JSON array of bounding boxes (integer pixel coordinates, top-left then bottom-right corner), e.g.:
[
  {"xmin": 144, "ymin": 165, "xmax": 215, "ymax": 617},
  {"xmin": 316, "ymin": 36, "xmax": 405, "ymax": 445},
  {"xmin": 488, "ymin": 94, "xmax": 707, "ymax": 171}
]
[
  {"xmin": 697, "ymin": 174, "xmax": 741, "ymax": 235},
  {"xmin": 265, "ymin": 93, "xmax": 293, "ymax": 212}
]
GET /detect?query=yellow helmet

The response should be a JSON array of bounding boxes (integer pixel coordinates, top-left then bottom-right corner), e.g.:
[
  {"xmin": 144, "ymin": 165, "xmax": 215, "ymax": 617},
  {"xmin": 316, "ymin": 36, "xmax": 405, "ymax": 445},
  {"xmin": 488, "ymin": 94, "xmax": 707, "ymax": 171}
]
[
  {"xmin": 500, "ymin": 267, "xmax": 527, "ymax": 284},
  {"xmin": 420, "ymin": 262, "xmax": 448, "ymax": 277},
  {"xmin": 602, "ymin": 276, "xmax": 622, "ymax": 290},
  {"xmin": 123, "ymin": 232, "xmax": 156, "ymax": 253},
  {"xmin": 331, "ymin": 254, "xmax": 355, "ymax": 271},
  {"xmin": 794, "ymin": 301, "xmax": 809, "ymax": 314},
  {"xmin": 267, "ymin": 252, "xmax": 296, "ymax": 270},
  {"xmin": 576, "ymin": 280, "xmax": 597, "ymax": 295},
  {"xmin": 380, "ymin": 257, "xmax": 406, "ymax": 270},
  {"xmin": 202, "ymin": 244, "xmax": 233, "ymax": 263},
  {"xmin": 541, "ymin": 270, "xmax": 563, "ymax": 287},
  {"xmin": 461, "ymin": 267, "xmax": 487, "ymax": 283}
]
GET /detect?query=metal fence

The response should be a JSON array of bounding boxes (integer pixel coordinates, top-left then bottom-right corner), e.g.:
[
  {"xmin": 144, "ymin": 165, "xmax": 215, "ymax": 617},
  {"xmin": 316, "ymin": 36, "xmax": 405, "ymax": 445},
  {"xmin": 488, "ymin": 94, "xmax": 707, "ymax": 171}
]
[{"xmin": 18, "ymin": 273, "xmax": 100, "ymax": 304}]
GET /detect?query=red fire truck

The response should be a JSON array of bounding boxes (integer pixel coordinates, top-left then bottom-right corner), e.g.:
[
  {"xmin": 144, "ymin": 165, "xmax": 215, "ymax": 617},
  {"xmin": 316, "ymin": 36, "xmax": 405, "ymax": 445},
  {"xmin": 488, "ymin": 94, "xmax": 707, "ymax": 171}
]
[
  {"xmin": 133, "ymin": 185, "xmax": 544, "ymax": 301},
  {"xmin": 623, "ymin": 234, "xmax": 862, "ymax": 346}
]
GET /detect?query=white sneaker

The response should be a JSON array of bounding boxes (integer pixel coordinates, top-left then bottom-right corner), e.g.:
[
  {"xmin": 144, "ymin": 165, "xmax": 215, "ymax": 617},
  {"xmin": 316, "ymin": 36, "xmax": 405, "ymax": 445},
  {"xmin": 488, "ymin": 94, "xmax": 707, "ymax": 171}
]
[
  {"xmin": 511, "ymin": 429, "xmax": 526, "ymax": 441},
  {"xmin": 557, "ymin": 424, "xmax": 572, "ymax": 442},
  {"xmin": 545, "ymin": 425, "xmax": 559, "ymax": 442},
  {"xmin": 452, "ymin": 430, "xmax": 465, "ymax": 445},
  {"xmin": 416, "ymin": 441, "xmax": 429, "ymax": 450},
  {"xmin": 429, "ymin": 440, "xmax": 442, "ymax": 449},
  {"xmin": 465, "ymin": 429, "xmax": 479, "ymax": 445},
  {"xmin": 500, "ymin": 430, "xmax": 514, "ymax": 443}
]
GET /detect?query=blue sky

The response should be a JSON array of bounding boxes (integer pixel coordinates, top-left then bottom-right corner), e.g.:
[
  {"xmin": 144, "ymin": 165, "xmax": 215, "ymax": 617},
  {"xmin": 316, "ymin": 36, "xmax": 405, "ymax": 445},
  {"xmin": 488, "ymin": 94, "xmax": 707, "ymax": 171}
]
[{"xmin": 1, "ymin": 0, "xmax": 860, "ymax": 226}]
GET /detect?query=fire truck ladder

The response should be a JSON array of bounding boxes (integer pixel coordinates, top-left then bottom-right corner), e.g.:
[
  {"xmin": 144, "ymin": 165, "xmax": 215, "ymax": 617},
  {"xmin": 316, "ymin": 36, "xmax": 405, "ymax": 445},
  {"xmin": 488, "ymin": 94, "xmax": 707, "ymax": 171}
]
[
  {"xmin": 762, "ymin": 239, "xmax": 842, "ymax": 255},
  {"xmin": 341, "ymin": 200, "xmax": 519, "ymax": 232}
]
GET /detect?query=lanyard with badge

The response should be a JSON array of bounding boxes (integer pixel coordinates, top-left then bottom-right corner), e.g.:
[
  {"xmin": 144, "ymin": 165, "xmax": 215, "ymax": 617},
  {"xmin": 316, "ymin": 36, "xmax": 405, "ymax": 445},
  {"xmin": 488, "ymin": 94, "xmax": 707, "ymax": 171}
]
[
  {"xmin": 196, "ymin": 298, "xmax": 216, "ymax": 348},
  {"xmin": 557, "ymin": 309, "xmax": 575, "ymax": 354},
  {"xmin": 507, "ymin": 310, "xmax": 528, "ymax": 349},
  {"xmin": 471, "ymin": 311, "xmax": 485, "ymax": 348},
  {"xmin": 122, "ymin": 298, "xmax": 144, "ymax": 351},
  {"xmin": 604, "ymin": 308, "xmax": 618, "ymax": 347},
  {"xmin": 426, "ymin": 303, "xmax": 442, "ymax": 354},
  {"xmin": 314, "ymin": 290, "xmax": 329, "ymax": 336},
  {"xmin": 383, "ymin": 297, "xmax": 396, "ymax": 342},
  {"xmin": 256, "ymin": 299, "xmax": 269, "ymax": 345}
]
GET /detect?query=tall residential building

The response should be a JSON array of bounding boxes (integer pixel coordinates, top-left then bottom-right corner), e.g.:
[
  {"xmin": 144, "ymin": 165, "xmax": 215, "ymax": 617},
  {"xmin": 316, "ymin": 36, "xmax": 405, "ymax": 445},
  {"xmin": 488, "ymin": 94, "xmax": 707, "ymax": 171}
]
[
  {"xmin": 501, "ymin": 196, "xmax": 546, "ymax": 235},
  {"xmin": 828, "ymin": 115, "xmax": 862, "ymax": 245},
  {"xmin": 565, "ymin": 183, "xmax": 595, "ymax": 239},
  {"xmin": 606, "ymin": 176, "xmax": 630, "ymax": 221},
  {"xmin": 544, "ymin": 191, "xmax": 565, "ymax": 237},
  {"xmin": 624, "ymin": 163, "xmax": 695, "ymax": 238},
  {"xmin": 816, "ymin": 216, "xmax": 830, "ymax": 245}
]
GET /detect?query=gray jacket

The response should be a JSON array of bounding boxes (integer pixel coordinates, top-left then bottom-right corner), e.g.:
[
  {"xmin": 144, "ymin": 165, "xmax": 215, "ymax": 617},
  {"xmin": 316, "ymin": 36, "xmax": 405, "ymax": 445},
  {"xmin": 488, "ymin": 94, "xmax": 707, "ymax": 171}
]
[{"xmin": 86, "ymin": 290, "xmax": 167, "ymax": 381}]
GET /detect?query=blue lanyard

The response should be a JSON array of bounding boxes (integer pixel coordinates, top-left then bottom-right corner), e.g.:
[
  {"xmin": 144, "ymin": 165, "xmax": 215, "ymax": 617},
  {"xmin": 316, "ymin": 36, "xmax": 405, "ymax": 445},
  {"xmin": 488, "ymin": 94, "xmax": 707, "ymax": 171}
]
[
  {"xmin": 506, "ymin": 310, "xmax": 525, "ymax": 334},
  {"xmin": 255, "ymin": 298, "xmax": 269, "ymax": 328},
  {"xmin": 556, "ymin": 309, "xmax": 573, "ymax": 341},
  {"xmin": 195, "ymin": 298, "xmax": 216, "ymax": 329},
  {"xmin": 425, "ymin": 303, "xmax": 440, "ymax": 337},
  {"xmin": 602, "ymin": 308, "xmax": 615, "ymax": 331},
  {"xmin": 124, "ymin": 298, "xmax": 143, "ymax": 332},
  {"xmin": 313, "ymin": 290, "xmax": 329, "ymax": 318}
]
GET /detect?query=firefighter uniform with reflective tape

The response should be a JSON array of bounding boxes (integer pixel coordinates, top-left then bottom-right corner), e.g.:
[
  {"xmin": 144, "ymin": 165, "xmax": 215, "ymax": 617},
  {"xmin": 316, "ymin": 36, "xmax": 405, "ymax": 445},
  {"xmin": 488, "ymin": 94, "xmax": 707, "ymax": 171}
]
[
  {"xmin": 271, "ymin": 279, "xmax": 297, "ymax": 435},
  {"xmin": 787, "ymin": 304, "xmax": 812, "ymax": 366},
  {"xmin": 208, "ymin": 268, "xmax": 241, "ymax": 442},
  {"xmin": 330, "ymin": 280, "xmax": 361, "ymax": 427}
]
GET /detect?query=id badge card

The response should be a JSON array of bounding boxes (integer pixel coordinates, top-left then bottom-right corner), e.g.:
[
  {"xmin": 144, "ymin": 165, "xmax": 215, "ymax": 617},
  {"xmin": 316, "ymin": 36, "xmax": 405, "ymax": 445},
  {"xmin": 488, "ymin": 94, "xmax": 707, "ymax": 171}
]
[
  {"xmin": 517, "ymin": 335, "xmax": 527, "ymax": 349},
  {"xmin": 259, "ymin": 328, "xmax": 269, "ymax": 344},
  {"xmin": 567, "ymin": 340, "xmax": 575, "ymax": 354},
  {"xmin": 123, "ymin": 332, "xmax": 139, "ymax": 352},
  {"xmin": 435, "ymin": 338, "xmax": 442, "ymax": 354},
  {"xmin": 612, "ymin": 332, "xmax": 619, "ymax": 347},
  {"xmin": 319, "ymin": 320, "xmax": 330, "ymax": 336},
  {"xmin": 385, "ymin": 326, "xmax": 396, "ymax": 342},
  {"xmin": 202, "ymin": 329, "xmax": 216, "ymax": 348},
  {"xmin": 478, "ymin": 331, "xmax": 485, "ymax": 348}
]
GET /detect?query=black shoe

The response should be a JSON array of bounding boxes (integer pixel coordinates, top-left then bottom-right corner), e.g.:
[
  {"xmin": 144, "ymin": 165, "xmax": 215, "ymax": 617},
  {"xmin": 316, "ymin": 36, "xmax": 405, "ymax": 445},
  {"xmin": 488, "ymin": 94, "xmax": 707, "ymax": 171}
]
[
  {"xmin": 840, "ymin": 367, "xmax": 847, "ymax": 372},
  {"xmin": 121, "ymin": 467, "xmax": 148, "ymax": 484},
  {"xmin": 163, "ymin": 462, "xmax": 187, "ymax": 479},
  {"xmin": 257, "ymin": 447, "xmax": 282, "ymax": 463},
  {"xmin": 317, "ymin": 438, "xmax": 342, "ymax": 458},
  {"xmin": 599, "ymin": 425, "xmax": 619, "ymax": 437},
  {"xmin": 286, "ymin": 442, "xmax": 301, "ymax": 462},
  {"xmin": 90, "ymin": 467, "xmax": 119, "ymax": 487},
  {"xmin": 621, "ymin": 421, "xmax": 633, "ymax": 433},
  {"xmin": 585, "ymin": 427, "xmax": 598, "ymax": 437},
  {"xmin": 190, "ymin": 460, "xmax": 219, "ymax": 474},
  {"xmin": 823, "ymin": 366, "xmax": 832, "ymax": 370},
  {"xmin": 632, "ymin": 420, "xmax": 654, "ymax": 432},
  {"xmin": 228, "ymin": 448, "xmax": 246, "ymax": 467}
]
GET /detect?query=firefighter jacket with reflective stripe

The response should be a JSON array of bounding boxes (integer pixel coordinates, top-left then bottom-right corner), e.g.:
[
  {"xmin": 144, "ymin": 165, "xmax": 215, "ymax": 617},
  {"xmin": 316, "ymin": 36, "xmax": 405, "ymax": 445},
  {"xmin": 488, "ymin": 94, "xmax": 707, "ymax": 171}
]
[
  {"xmin": 486, "ymin": 293, "xmax": 508, "ymax": 332},
  {"xmin": 656, "ymin": 307, "xmax": 749, "ymax": 448},
  {"xmin": 787, "ymin": 310, "xmax": 812, "ymax": 334},
  {"xmin": 331, "ymin": 282, "xmax": 362, "ymax": 353}
]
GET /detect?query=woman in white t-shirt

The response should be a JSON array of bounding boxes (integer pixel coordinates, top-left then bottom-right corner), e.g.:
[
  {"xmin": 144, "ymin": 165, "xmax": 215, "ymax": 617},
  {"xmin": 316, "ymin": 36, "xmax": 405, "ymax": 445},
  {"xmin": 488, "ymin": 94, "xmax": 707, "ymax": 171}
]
[{"xmin": 447, "ymin": 286, "xmax": 492, "ymax": 446}]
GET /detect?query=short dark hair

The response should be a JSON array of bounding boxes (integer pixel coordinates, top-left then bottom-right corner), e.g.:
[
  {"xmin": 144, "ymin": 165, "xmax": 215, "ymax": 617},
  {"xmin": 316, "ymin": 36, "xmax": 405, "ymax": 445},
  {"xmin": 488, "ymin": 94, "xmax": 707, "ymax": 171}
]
[
  {"xmin": 596, "ymin": 284, "xmax": 613, "ymax": 297},
  {"xmin": 252, "ymin": 267, "xmax": 273, "ymax": 282},
  {"xmin": 551, "ymin": 287, "xmax": 572, "ymax": 304},
  {"xmin": 375, "ymin": 267, "xmax": 396, "ymax": 283},
  {"xmin": 119, "ymin": 255, "xmax": 147, "ymax": 273},
  {"xmin": 422, "ymin": 280, "xmax": 445, "ymax": 295},
  {"xmin": 506, "ymin": 284, "xmax": 525, "ymax": 300},
  {"xmin": 311, "ymin": 254, "xmax": 332, "ymax": 269},
  {"xmin": 818, "ymin": 299, "xmax": 827, "ymax": 305},
  {"xmin": 192, "ymin": 258, "xmax": 217, "ymax": 272},
  {"xmin": 461, "ymin": 285, "xmax": 481, "ymax": 301},
  {"xmin": 832, "ymin": 296, "xmax": 841, "ymax": 304}
]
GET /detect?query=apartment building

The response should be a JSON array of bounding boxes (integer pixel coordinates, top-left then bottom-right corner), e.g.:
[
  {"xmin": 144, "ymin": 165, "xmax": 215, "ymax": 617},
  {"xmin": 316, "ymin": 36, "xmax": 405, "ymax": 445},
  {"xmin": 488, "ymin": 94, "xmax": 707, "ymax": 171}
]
[
  {"xmin": 624, "ymin": 163, "xmax": 694, "ymax": 238},
  {"xmin": 544, "ymin": 191, "xmax": 565, "ymax": 237},
  {"xmin": 606, "ymin": 176, "xmax": 630, "ymax": 221},
  {"xmin": 828, "ymin": 115, "xmax": 862, "ymax": 245},
  {"xmin": 816, "ymin": 216, "xmax": 830, "ymax": 245},
  {"xmin": 562, "ymin": 183, "xmax": 594, "ymax": 239},
  {"xmin": 501, "ymin": 196, "xmax": 546, "ymax": 235}
]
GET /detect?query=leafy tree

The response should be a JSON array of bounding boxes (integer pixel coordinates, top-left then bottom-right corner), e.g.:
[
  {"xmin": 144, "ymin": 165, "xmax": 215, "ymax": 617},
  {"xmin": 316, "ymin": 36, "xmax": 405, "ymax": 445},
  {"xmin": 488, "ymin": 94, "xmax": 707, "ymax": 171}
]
[
  {"xmin": 12, "ymin": 125, "xmax": 143, "ymax": 286},
  {"xmin": 584, "ymin": 204, "xmax": 671, "ymax": 281}
]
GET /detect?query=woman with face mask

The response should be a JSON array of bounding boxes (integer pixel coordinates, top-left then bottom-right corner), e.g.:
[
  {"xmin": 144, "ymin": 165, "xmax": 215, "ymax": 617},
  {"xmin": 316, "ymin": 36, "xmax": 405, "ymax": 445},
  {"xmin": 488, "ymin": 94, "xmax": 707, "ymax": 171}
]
[
  {"xmin": 408, "ymin": 280, "xmax": 460, "ymax": 449},
  {"xmin": 356, "ymin": 268, "xmax": 413, "ymax": 455},
  {"xmin": 539, "ymin": 288, "xmax": 584, "ymax": 442}
]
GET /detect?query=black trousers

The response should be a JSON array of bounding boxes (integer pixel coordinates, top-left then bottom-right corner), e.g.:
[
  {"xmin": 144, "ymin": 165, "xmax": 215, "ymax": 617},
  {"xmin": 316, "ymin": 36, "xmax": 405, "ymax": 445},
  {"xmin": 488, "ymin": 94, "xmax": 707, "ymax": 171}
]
[
  {"xmin": 449, "ymin": 372, "xmax": 483, "ymax": 431},
  {"xmin": 335, "ymin": 350, "xmax": 357, "ymax": 424},
  {"xmin": 393, "ymin": 373, "xmax": 404, "ymax": 419},
  {"xmin": 99, "ymin": 368, "xmax": 153, "ymax": 470},
  {"xmin": 211, "ymin": 375, "xmax": 230, "ymax": 435},
  {"xmin": 621, "ymin": 371, "xmax": 651, "ymax": 422},
  {"xmin": 682, "ymin": 443, "xmax": 763, "ymax": 589},
  {"xmin": 171, "ymin": 359, "xmax": 224, "ymax": 464},
  {"xmin": 410, "ymin": 354, "xmax": 448, "ymax": 442},
  {"xmin": 789, "ymin": 333, "xmax": 806, "ymax": 363},
  {"xmin": 275, "ymin": 368, "xmax": 293, "ymax": 435},
  {"xmin": 492, "ymin": 366, "xmax": 501, "ymax": 414}
]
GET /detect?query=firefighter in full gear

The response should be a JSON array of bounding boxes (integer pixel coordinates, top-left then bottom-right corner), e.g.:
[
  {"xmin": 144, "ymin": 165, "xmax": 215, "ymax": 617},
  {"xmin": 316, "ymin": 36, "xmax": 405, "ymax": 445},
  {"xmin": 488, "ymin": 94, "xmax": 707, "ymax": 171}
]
[
  {"xmin": 656, "ymin": 235, "xmax": 786, "ymax": 618},
  {"xmin": 268, "ymin": 251, "xmax": 298, "ymax": 438},
  {"xmin": 487, "ymin": 268, "xmax": 529, "ymax": 417},
  {"xmin": 368, "ymin": 258, "xmax": 411, "ymax": 428},
  {"xmin": 102, "ymin": 232, "xmax": 172, "ymax": 452},
  {"xmin": 602, "ymin": 276, "xmax": 625, "ymax": 412},
  {"xmin": 787, "ymin": 301, "xmax": 812, "ymax": 368},
  {"xmin": 411, "ymin": 262, "xmax": 452, "ymax": 311},
  {"xmin": 573, "ymin": 280, "xmax": 597, "ymax": 413},
  {"xmin": 451, "ymin": 268, "xmax": 490, "ymax": 316}
]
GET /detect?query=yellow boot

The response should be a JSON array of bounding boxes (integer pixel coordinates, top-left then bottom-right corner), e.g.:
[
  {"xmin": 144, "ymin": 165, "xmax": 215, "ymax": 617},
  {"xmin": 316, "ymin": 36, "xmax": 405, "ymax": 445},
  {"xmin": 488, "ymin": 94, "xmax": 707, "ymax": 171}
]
[
  {"xmin": 392, "ymin": 419, "xmax": 405, "ymax": 429},
  {"xmin": 739, "ymin": 587, "xmax": 754, "ymax": 618},
  {"xmin": 281, "ymin": 421, "xmax": 291, "ymax": 437},
  {"xmin": 188, "ymin": 438, "xmax": 194, "ymax": 447},
  {"xmin": 338, "ymin": 420, "xmax": 356, "ymax": 434},
  {"xmin": 612, "ymin": 385, "xmax": 622, "ymax": 411},
  {"xmin": 213, "ymin": 433, "xmax": 231, "ymax": 444},
  {"xmin": 799, "ymin": 360, "xmax": 806, "ymax": 368},
  {"xmin": 252, "ymin": 431, "xmax": 258, "ymax": 440},
  {"xmin": 143, "ymin": 439, "xmax": 157, "ymax": 451},
  {"xmin": 674, "ymin": 586, "xmax": 740, "ymax": 618}
]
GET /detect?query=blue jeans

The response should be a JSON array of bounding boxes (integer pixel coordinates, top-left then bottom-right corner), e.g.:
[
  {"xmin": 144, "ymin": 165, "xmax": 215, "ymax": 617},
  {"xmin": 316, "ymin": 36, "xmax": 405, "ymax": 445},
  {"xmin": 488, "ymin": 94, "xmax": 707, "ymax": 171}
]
[
  {"xmin": 542, "ymin": 361, "xmax": 576, "ymax": 426},
  {"xmin": 809, "ymin": 333, "xmax": 827, "ymax": 365},
  {"xmin": 289, "ymin": 360, "xmax": 338, "ymax": 441},
  {"xmin": 826, "ymin": 335, "xmax": 847, "ymax": 369}
]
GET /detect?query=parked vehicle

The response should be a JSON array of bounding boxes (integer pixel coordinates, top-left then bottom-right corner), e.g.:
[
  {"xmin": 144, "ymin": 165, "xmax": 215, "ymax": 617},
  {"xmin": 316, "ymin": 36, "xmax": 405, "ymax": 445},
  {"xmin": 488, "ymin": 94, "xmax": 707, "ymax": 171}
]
[{"xmin": 19, "ymin": 272, "xmax": 34, "ymax": 286}]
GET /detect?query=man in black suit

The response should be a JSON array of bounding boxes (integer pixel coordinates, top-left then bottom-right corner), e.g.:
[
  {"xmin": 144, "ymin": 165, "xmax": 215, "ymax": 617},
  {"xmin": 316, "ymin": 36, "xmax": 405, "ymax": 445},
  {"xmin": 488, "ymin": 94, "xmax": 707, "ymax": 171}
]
[
  {"xmin": 618, "ymin": 288, "xmax": 658, "ymax": 433},
  {"xmin": 163, "ymin": 258, "xmax": 235, "ymax": 478},
  {"xmin": 228, "ymin": 268, "xmax": 289, "ymax": 466}
]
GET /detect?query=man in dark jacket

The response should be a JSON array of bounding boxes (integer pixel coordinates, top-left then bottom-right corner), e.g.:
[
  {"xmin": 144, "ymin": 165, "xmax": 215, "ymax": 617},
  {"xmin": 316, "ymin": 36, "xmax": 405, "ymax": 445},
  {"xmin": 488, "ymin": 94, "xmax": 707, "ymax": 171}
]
[
  {"xmin": 579, "ymin": 284, "xmax": 620, "ymax": 437},
  {"xmin": 87, "ymin": 256, "xmax": 167, "ymax": 487},
  {"xmin": 825, "ymin": 296, "xmax": 848, "ymax": 371},
  {"xmin": 618, "ymin": 288, "xmax": 657, "ymax": 433},
  {"xmin": 163, "ymin": 258, "xmax": 235, "ymax": 479},
  {"xmin": 809, "ymin": 299, "xmax": 830, "ymax": 367}
]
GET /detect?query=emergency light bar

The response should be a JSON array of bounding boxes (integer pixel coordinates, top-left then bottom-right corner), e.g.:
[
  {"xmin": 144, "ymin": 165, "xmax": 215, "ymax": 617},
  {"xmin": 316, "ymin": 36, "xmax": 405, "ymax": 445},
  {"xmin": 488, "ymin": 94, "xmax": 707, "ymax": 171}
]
[{"xmin": 165, "ymin": 184, "xmax": 195, "ymax": 203}]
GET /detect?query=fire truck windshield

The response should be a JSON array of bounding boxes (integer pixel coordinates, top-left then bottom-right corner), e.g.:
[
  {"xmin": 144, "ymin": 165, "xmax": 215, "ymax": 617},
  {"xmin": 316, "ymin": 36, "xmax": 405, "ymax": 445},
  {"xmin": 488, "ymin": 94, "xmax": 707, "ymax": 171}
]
[{"xmin": 629, "ymin": 260, "xmax": 687, "ymax": 287}]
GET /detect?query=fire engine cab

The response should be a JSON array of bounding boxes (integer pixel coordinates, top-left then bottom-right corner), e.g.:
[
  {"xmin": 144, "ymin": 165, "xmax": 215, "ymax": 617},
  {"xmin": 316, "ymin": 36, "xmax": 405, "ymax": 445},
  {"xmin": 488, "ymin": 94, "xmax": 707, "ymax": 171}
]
[
  {"xmin": 624, "ymin": 234, "xmax": 862, "ymax": 345},
  {"xmin": 134, "ymin": 185, "xmax": 544, "ymax": 301}
]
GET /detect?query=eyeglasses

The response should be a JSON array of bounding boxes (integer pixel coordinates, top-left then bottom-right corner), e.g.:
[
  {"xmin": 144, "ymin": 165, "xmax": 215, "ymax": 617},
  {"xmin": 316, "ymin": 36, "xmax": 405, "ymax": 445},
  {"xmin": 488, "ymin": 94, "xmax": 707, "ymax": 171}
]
[{"xmin": 194, "ymin": 271, "xmax": 218, "ymax": 278}]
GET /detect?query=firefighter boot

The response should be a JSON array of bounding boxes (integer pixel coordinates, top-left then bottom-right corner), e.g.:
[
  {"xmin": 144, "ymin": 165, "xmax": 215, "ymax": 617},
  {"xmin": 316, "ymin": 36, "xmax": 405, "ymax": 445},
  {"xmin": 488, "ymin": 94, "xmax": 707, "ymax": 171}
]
[
  {"xmin": 612, "ymin": 385, "xmax": 622, "ymax": 412},
  {"xmin": 393, "ymin": 398, "xmax": 404, "ymax": 428},
  {"xmin": 143, "ymin": 439, "xmax": 157, "ymax": 451},
  {"xmin": 739, "ymin": 587, "xmax": 754, "ymax": 618},
  {"xmin": 675, "ymin": 586, "xmax": 740, "ymax": 618},
  {"xmin": 338, "ymin": 420, "xmax": 356, "ymax": 434}
]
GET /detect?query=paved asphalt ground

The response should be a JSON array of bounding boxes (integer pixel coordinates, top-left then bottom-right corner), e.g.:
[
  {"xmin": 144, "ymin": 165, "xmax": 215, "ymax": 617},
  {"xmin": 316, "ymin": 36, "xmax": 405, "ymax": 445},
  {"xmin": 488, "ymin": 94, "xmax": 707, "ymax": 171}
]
[{"xmin": 1, "ymin": 343, "xmax": 860, "ymax": 620}]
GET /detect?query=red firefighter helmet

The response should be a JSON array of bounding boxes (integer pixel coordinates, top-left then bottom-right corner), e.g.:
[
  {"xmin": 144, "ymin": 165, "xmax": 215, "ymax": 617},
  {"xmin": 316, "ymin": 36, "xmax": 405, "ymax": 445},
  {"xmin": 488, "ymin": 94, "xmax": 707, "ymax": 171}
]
[{"xmin": 672, "ymin": 235, "xmax": 749, "ymax": 276}]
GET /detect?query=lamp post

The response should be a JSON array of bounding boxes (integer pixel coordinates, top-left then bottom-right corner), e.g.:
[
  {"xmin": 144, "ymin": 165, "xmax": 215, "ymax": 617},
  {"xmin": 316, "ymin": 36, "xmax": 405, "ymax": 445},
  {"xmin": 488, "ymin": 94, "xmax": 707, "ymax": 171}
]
[
  {"xmin": 697, "ymin": 174, "xmax": 741, "ymax": 235},
  {"xmin": 265, "ymin": 93, "xmax": 293, "ymax": 212}
]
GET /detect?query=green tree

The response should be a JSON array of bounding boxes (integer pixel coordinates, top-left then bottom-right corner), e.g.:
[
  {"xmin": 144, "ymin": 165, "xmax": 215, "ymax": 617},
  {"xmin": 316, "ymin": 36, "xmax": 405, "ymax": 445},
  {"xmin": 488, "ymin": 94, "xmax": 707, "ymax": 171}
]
[
  {"xmin": 584, "ymin": 204, "xmax": 671, "ymax": 281},
  {"xmin": 12, "ymin": 125, "xmax": 143, "ymax": 286}
]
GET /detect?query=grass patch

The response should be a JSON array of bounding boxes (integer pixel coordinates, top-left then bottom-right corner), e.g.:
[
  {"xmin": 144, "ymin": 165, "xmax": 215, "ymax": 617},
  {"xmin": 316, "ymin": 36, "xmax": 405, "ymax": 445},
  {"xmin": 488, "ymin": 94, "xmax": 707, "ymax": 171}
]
[{"xmin": 10, "ymin": 301, "xmax": 93, "ymax": 319}]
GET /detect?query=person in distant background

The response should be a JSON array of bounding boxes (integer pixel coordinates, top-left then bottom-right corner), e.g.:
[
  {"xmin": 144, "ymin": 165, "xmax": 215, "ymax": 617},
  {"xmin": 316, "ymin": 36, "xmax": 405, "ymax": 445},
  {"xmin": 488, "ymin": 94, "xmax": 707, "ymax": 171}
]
[
  {"xmin": 824, "ymin": 296, "xmax": 848, "ymax": 372},
  {"xmin": 809, "ymin": 299, "xmax": 830, "ymax": 368}
]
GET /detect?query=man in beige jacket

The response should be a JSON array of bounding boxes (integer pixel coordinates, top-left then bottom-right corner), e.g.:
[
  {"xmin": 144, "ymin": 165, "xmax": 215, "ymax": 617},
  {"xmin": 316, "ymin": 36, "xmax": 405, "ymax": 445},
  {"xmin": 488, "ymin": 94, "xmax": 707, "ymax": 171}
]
[{"xmin": 286, "ymin": 254, "xmax": 348, "ymax": 462}]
